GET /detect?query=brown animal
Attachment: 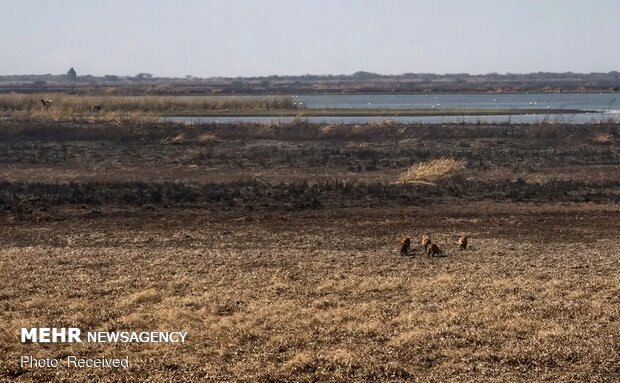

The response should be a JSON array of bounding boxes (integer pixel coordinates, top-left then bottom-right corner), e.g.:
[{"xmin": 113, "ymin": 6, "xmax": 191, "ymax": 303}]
[
  {"xmin": 427, "ymin": 243, "xmax": 443, "ymax": 257},
  {"xmin": 421, "ymin": 235, "xmax": 431, "ymax": 250},
  {"xmin": 400, "ymin": 236, "xmax": 411, "ymax": 256},
  {"xmin": 456, "ymin": 235, "xmax": 468, "ymax": 250}
]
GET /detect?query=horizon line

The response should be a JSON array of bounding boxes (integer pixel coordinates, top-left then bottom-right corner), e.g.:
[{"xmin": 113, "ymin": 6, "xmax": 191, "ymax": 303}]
[{"xmin": 3, "ymin": 70, "xmax": 620, "ymax": 79}]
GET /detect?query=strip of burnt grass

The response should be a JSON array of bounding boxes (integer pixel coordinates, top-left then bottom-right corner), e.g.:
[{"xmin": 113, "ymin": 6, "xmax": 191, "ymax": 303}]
[
  {"xmin": 1, "ymin": 179, "xmax": 618, "ymax": 213},
  {"xmin": 1, "ymin": 119, "xmax": 618, "ymax": 142}
]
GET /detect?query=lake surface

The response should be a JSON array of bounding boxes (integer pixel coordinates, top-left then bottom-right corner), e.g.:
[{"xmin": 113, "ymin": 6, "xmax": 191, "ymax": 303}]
[
  {"xmin": 293, "ymin": 93, "xmax": 619, "ymax": 111},
  {"xmin": 169, "ymin": 93, "xmax": 620, "ymax": 124}
]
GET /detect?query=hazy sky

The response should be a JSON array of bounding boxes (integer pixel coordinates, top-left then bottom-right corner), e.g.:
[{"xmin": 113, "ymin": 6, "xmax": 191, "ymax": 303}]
[{"xmin": 1, "ymin": 0, "xmax": 619, "ymax": 77}]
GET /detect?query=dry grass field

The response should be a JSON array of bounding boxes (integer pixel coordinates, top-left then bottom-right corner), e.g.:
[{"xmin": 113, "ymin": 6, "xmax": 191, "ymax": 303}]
[{"xmin": 0, "ymin": 119, "xmax": 619, "ymax": 382}]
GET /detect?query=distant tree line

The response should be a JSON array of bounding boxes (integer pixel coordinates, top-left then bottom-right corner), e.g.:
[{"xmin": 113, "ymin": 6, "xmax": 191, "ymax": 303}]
[{"xmin": 1, "ymin": 71, "xmax": 619, "ymax": 95}]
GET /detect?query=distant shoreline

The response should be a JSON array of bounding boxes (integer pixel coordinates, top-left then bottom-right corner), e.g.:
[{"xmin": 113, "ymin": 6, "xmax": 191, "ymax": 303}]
[
  {"xmin": 163, "ymin": 108, "xmax": 593, "ymax": 117},
  {"xmin": 1, "ymin": 89, "xmax": 619, "ymax": 97},
  {"xmin": 1, "ymin": 71, "xmax": 619, "ymax": 96}
]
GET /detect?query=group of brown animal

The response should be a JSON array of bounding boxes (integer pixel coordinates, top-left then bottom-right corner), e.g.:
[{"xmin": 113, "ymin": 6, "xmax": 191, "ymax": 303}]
[{"xmin": 399, "ymin": 235, "xmax": 468, "ymax": 257}]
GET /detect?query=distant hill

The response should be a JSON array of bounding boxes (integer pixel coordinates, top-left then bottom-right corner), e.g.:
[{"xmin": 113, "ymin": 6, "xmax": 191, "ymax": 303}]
[{"xmin": 1, "ymin": 71, "xmax": 619, "ymax": 95}]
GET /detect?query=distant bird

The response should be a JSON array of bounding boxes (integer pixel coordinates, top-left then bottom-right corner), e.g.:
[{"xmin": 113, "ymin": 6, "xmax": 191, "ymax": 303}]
[
  {"xmin": 40, "ymin": 99, "xmax": 53, "ymax": 106},
  {"xmin": 399, "ymin": 236, "xmax": 411, "ymax": 256},
  {"xmin": 456, "ymin": 235, "xmax": 468, "ymax": 250},
  {"xmin": 427, "ymin": 243, "xmax": 443, "ymax": 257},
  {"xmin": 421, "ymin": 235, "xmax": 431, "ymax": 251}
]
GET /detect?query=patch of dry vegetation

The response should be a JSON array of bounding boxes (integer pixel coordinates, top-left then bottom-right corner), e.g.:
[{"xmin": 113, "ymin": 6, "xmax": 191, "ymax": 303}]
[
  {"xmin": 399, "ymin": 158, "xmax": 467, "ymax": 185},
  {"xmin": 0, "ymin": 93, "xmax": 295, "ymax": 121},
  {"xmin": 592, "ymin": 133, "xmax": 615, "ymax": 145},
  {"xmin": 22, "ymin": 108, "xmax": 154, "ymax": 123}
]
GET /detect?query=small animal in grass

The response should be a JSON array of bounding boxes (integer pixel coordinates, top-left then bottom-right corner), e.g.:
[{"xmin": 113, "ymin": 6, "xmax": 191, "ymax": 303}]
[
  {"xmin": 92, "ymin": 105, "xmax": 102, "ymax": 112},
  {"xmin": 421, "ymin": 235, "xmax": 431, "ymax": 251},
  {"xmin": 40, "ymin": 99, "xmax": 53, "ymax": 106},
  {"xmin": 456, "ymin": 235, "xmax": 468, "ymax": 250},
  {"xmin": 399, "ymin": 236, "xmax": 411, "ymax": 256},
  {"xmin": 427, "ymin": 243, "xmax": 444, "ymax": 257}
]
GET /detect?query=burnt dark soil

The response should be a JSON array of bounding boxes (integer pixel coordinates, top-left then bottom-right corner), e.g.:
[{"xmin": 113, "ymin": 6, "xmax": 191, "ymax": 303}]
[{"xmin": 0, "ymin": 120, "xmax": 618, "ymax": 382}]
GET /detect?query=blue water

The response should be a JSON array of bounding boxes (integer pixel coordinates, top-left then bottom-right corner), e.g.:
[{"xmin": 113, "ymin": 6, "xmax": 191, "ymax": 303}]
[
  {"xmin": 170, "ymin": 93, "xmax": 620, "ymax": 124},
  {"xmin": 294, "ymin": 93, "xmax": 619, "ymax": 112}
]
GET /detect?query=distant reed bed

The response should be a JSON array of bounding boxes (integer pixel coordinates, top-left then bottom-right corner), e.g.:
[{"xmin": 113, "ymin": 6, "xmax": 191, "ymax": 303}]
[{"xmin": 0, "ymin": 94, "xmax": 296, "ymax": 121}]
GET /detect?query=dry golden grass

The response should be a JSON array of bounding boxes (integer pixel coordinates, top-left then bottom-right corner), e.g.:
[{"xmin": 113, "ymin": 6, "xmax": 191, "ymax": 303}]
[
  {"xmin": 0, "ymin": 93, "xmax": 295, "ymax": 121},
  {"xmin": 399, "ymin": 158, "xmax": 466, "ymax": 185},
  {"xmin": 0, "ymin": 203, "xmax": 618, "ymax": 382},
  {"xmin": 592, "ymin": 133, "xmax": 615, "ymax": 145},
  {"xmin": 15, "ymin": 108, "xmax": 155, "ymax": 123}
]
